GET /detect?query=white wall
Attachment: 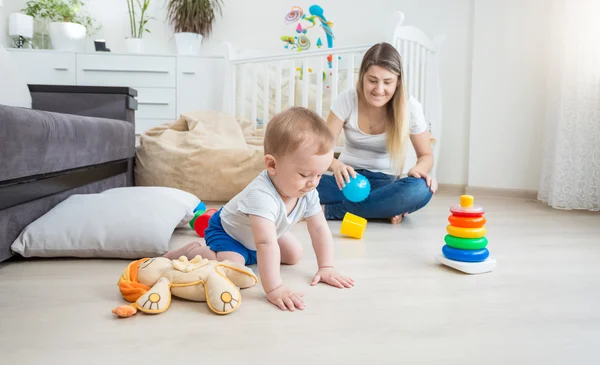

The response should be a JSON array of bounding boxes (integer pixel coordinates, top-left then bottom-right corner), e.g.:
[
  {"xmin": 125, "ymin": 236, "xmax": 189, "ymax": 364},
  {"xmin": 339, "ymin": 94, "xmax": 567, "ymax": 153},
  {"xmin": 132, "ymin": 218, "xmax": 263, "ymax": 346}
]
[
  {"xmin": 467, "ymin": 0, "xmax": 549, "ymax": 191},
  {"xmin": 4, "ymin": 0, "xmax": 553, "ymax": 192}
]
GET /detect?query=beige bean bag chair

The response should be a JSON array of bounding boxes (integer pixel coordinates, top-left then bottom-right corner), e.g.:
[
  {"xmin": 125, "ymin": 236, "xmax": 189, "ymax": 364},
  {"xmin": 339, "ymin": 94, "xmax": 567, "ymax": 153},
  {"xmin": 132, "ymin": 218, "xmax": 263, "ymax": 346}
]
[{"xmin": 135, "ymin": 110, "xmax": 265, "ymax": 202}]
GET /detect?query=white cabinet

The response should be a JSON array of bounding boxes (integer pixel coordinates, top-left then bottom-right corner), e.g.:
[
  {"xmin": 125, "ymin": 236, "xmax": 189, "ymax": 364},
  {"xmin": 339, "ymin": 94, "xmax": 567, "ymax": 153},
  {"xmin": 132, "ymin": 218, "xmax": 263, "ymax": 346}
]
[
  {"xmin": 76, "ymin": 54, "xmax": 176, "ymax": 88},
  {"xmin": 6, "ymin": 50, "xmax": 76, "ymax": 85},
  {"xmin": 135, "ymin": 88, "xmax": 177, "ymax": 120},
  {"xmin": 6, "ymin": 49, "xmax": 226, "ymax": 139},
  {"xmin": 177, "ymin": 56, "xmax": 225, "ymax": 116}
]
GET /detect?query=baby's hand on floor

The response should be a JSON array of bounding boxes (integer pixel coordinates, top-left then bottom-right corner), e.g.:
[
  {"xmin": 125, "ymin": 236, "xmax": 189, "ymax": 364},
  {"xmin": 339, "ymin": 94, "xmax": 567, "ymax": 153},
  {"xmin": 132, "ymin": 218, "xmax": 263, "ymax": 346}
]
[
  {"xmin": 266, "ymin": 285, "xmax": 305, "ymax": 311},
  {"xmin": 311, "ymin": 267, "xmax": 354, "ymax": 288}
]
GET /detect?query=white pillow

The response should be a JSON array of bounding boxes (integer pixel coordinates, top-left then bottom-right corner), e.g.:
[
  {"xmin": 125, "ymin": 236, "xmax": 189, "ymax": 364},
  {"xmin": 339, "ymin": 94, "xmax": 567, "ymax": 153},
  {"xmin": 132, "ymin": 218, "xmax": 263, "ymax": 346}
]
[
  {"xmin": 0, "ymin": 45, "xmax": 32, "ymax": 108},
  {"xmin": 100, "ymin": 186, "xmax": 198, "ymax": 226},
  {"xmin": 11, "ymin": 186, "xmax": 200, "ymax": 259}
]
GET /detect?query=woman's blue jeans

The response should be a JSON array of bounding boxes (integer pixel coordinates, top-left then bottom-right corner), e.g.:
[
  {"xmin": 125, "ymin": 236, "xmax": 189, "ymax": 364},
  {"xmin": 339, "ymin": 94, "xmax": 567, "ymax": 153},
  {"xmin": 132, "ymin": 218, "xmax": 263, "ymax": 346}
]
[{"xmin": 316, "ymin": 169, "xmax": 433, "ymax": 220}]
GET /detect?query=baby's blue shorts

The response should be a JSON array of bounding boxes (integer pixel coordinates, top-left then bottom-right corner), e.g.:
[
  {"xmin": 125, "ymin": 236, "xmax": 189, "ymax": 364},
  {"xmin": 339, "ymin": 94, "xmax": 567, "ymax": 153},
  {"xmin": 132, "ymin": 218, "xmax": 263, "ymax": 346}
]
[{"xmin": 204, "ymin": 208, "xmax": 257, "ymax": 265}]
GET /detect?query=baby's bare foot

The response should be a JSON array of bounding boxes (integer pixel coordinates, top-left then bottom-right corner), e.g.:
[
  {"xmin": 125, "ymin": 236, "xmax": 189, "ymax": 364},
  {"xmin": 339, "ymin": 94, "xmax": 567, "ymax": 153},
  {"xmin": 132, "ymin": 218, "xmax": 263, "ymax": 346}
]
[{"xmin": 163, "ymin": 241, "xmax": 206, "ymax": 260}]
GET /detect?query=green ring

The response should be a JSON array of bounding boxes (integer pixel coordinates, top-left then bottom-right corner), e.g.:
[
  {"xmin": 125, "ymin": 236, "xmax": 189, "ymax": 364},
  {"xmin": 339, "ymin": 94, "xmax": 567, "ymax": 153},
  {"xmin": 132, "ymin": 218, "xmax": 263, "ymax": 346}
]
[
  {"xmin": 189, "ymin": 210, "xmax": 205, "ymax": 229},
  {"xmin": 444, "ymin": 235, "xmax": 488, "ymax": 250}
]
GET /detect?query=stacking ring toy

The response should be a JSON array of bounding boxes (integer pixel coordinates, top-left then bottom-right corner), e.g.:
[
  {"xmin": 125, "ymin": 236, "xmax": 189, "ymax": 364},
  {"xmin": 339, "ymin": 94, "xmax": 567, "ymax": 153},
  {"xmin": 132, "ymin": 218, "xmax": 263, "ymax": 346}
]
[
  {"xmin": 444, "ymin": 235, "xmax": 488, "ymax": 250},
  {"xmin": 448, "ymin": 215, "xmax": 486, "ymax": 228},
  {"xmin": 446, "ymin": 225, "xmax": 486, "ymax": 238},
  {"xmin": 442, "ymin": 245, "xmax": 489, "ymax": 262},
  {"xmin": 450, "ymin": 194, "xmax": 484, "ymax": 217}
]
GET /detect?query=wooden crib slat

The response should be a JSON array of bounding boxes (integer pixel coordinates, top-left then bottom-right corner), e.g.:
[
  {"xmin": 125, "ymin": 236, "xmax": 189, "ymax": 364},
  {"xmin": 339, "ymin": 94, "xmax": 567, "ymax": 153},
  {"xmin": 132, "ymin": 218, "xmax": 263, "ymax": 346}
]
[
  {"xmin": 263, "ymin": 62, "xmax": 270, "ymax": 126},
  {"xmin": 414, "ymin": 44, "xmax": 421, "ymax": 102},
  {"xmin": 231, "ymin": 65, "xmax": 237, "ymax": 117},
  {"xmin": 421, "ymin": 49, "xmax": 429, "ymax": 112},
  {"xmin": 288, "ymin": 60, "xmax": 295, "ymax": 107},
  {"xmin": 420, "ymin": 47, "xmax": 427, "ymax": 107},
  {"xmin": 239, "ymin": 64, "xmax": 246, "ymax": 119},
  {"xmin": 302, "ymin": 59, "xmax": 309, "ymax": 108},
  {"xmin": 251, "ymin": 63, "xmax": 258, "ymax": 125},
  {"xmin": 331, "ymin": 54, "xmax": 339, "ymax": 100},
  {"xmin": 276, "ymin": 61, "xmax": 282, "ymax": 113},
  {"xmin": 409, "ymin": 41, "xmax": 416, "ymax": 97},
  {"xmin": 316, "ymin": 56, "xmax": 324, "ymax": 118},
  {"xmin": 348, "ymin": 54, "xmax": 355, "ymax": 91},
  {"xmin": 401, "ymin": 40, "xmax": 408, "ymax": 77}
]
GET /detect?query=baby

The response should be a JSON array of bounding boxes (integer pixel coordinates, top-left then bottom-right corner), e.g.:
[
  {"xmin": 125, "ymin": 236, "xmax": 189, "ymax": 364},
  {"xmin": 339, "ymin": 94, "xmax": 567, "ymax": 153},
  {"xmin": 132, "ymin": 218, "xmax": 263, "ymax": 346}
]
[{"xmin": 164, "ymin": 106, "xmax": 354, "ymax": 311}]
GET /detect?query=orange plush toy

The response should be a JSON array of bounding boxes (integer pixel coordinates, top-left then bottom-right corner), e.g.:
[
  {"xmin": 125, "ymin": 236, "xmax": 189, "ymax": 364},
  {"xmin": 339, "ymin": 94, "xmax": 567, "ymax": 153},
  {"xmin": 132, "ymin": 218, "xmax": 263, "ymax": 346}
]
[{"xmin": 112, "ymin": 255, "xmax": 258, "ymax": 317}]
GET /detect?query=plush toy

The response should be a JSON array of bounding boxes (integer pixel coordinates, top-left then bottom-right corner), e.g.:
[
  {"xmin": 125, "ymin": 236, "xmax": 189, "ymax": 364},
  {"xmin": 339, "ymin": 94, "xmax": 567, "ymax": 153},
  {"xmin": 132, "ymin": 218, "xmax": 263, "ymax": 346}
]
[{"xmin": 112, "ymin": 255, "xmax": 258, "ymax": 317}]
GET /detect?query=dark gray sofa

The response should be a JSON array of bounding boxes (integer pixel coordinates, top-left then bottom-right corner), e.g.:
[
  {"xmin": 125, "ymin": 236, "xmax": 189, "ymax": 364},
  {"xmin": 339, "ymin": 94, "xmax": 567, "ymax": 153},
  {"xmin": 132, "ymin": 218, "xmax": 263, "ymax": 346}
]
[{"xmin": 0, "ymin": 85, "xmax": 138, "ymax": 262}]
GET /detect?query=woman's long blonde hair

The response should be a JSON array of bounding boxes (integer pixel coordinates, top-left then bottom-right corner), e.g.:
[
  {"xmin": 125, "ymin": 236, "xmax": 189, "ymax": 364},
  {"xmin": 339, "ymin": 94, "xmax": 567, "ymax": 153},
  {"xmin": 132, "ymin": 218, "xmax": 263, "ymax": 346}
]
[{"xmin": 356, "ymin": 42, "xmax": 409, "ymax": 176}]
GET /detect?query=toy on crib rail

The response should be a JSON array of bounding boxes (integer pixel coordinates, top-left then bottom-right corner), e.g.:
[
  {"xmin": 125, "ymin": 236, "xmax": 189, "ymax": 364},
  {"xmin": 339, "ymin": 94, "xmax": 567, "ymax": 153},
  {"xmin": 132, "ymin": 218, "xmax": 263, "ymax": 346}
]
[
  {"xmin": 435, "ymin": 195, "xmax": 497, "ymax": 274},
  {"xmin": 112, "ymin": 255, "xmax": 258, "ymax": 317},
  {"xmin": 342, "ymin": 173, "xmax": 371, "ymax": 202},
  {"xmin": 340, "ymin": 212, "xmax": 367, "ymax": 239}
]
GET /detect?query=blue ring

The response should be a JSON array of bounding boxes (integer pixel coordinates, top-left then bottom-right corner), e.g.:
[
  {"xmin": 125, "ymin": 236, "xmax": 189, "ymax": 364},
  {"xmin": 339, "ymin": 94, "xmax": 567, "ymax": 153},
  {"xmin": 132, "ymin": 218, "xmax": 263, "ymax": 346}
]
[
  {"xmin": 442, "ymin": 245, "xmax": 489, "ymax": 262},
  {"xmin": 194, "ymin": 201, "xmax": 206, "ymax": 213}
]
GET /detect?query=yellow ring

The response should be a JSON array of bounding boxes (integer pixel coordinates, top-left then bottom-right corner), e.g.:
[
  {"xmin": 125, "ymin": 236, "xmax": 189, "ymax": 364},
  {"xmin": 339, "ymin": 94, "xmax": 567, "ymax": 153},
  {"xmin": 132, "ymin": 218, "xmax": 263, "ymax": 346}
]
[{"xmin": 446, "ymin": 225, "xmax": 486, "ymax": 238}]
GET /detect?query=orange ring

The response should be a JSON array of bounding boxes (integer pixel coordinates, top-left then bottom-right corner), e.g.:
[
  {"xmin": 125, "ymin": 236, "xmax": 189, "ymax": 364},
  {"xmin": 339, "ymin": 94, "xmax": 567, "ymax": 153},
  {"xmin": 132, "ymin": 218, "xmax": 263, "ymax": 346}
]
[{"xmin": 448, "ymin": 215, "xmax": 486, "ymax": 228}]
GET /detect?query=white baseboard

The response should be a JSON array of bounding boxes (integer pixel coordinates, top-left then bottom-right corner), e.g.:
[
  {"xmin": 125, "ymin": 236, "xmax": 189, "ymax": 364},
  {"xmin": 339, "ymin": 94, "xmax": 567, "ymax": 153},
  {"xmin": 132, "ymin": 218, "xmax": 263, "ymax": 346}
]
[
  {"xmin": 436, "ymin": 184, "xmax": 466, "ymax": 195},
  {"xmin": 437, "ymin": 184, "xmax": 538, "ymax": 200},
  {"xmin": 465, "ymin": 186, "xmax": 538, "ymax": 200}
]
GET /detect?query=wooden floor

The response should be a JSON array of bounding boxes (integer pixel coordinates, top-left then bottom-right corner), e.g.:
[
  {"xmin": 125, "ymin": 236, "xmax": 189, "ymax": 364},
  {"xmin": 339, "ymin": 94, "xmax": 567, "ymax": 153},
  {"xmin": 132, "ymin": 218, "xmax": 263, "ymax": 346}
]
[{"xmin": 1, "ymin": 193, "xmax": 599, "ymax": 365}]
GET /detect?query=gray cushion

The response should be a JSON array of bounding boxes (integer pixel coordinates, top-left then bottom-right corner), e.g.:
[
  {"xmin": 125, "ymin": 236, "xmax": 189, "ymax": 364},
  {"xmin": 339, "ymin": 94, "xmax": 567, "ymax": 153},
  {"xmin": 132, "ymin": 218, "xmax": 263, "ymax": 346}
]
[{"xmin": 0, "ymin": 105, "xmax": 134, "ymax": 182}]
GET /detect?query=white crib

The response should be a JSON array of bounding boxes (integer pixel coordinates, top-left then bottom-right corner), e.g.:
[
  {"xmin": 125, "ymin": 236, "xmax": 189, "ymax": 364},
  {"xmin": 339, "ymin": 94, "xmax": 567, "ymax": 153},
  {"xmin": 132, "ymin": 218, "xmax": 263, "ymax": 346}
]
[{"xmin": 220, "ymin": 11, "xmax": 445, "ymax": 178}]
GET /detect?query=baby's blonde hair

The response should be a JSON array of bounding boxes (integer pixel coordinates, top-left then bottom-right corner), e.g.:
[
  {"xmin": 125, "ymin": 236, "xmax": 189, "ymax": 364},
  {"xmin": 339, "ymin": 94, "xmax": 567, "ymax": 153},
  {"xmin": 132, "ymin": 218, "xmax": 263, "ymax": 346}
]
[{"xmin": 264, "ymin": 107, "xmax": 334, "ymax": 157}]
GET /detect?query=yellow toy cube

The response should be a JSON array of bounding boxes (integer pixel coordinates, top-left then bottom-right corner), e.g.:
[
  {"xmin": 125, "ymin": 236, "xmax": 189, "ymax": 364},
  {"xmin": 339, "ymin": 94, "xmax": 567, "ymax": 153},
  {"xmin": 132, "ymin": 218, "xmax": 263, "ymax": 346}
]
[{"xmin": 340, "ymin": 212, "xmax": 367, "ymax": 239}]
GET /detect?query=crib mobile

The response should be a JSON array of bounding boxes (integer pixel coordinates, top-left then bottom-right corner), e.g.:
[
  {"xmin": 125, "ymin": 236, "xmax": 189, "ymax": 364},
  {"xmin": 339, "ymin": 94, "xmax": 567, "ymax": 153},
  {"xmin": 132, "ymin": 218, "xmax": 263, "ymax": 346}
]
[{"xmin": 281, "ymin": 5, "xmax": 340, "ymax": 87}]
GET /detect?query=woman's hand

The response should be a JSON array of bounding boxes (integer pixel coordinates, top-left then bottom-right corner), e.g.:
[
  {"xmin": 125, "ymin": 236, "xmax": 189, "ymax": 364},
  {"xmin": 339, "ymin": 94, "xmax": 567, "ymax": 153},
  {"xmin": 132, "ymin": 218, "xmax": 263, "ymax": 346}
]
[
  {"xmin": 407, "ymin": 167, "xmax": 437, "ymax": 193},
  {"xmin": 331, "ymin": 159, "xmax": 356, "ymax": 190}
]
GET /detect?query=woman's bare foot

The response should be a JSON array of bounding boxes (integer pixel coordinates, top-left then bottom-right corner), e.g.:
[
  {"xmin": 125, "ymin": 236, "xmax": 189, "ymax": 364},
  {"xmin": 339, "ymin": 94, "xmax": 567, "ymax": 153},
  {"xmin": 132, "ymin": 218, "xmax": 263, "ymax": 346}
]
[{"xmin": 390, "ymin": 212, "xmax": 409, "ymax": 224}]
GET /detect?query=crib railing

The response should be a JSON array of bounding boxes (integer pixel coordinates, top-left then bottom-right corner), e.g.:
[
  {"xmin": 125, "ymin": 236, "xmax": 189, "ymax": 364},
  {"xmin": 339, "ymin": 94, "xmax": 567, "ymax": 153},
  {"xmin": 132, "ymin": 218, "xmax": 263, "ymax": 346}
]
[
  {"xmin": 222, "ymin": 44, "xmax": 373, "ymax": 126},
  {"xmin": 393, "ymin": 26, "xmax": 445, "ymax": 129}
]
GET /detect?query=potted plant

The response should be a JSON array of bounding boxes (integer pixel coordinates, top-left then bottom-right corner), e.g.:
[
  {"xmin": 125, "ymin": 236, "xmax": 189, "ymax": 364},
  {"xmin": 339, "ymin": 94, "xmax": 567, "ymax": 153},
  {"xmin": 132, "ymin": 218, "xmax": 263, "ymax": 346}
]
[
  {"xmin": 22, "ymin": 0, "xmax": 99, "ymax": 51},
  {"xmin": 167, "ymin": 0, "xmax": 224, "ymax": 55},
  {"xmin": 125, "ymin": 0, "xmax": 152, "ymax": 53}
]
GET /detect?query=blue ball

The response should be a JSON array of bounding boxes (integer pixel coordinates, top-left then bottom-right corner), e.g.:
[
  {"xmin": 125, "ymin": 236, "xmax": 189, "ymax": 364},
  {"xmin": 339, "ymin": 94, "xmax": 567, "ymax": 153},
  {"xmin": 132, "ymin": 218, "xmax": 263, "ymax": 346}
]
[{"xmin": 342, "ymin": 174, "xmax": 371, "ymax": 202}]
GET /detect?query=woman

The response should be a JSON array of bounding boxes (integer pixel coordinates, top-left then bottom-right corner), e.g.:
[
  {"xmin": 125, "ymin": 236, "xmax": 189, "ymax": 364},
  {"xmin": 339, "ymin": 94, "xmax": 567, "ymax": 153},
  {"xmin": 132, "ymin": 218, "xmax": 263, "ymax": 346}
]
[{"xmin": 317, "ymin": 42, "xmax": 436, "ymax": 224}]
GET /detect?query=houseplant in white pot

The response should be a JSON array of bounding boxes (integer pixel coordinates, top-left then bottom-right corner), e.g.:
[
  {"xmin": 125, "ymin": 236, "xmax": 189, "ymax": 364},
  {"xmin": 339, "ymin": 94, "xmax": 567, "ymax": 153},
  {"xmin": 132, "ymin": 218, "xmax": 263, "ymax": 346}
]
[
  {"xmin": 126, "ymin": 0, "xmax": 152, "ymax": 53},
  {"xmin": 22, "ymin": 0, "xmax": 99, "ymax": 51},
  {"xmin": 167, "ymin": 0, "xmax": 223, "ymax": 55}
]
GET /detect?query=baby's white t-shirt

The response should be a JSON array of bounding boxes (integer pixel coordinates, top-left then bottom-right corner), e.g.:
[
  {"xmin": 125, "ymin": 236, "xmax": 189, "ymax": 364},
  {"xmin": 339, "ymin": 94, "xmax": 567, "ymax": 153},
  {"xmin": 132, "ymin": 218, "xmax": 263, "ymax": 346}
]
[
  {"xmin": 331, "ymin": 88, "xmax": 428, "ymax": 175},
  {"xmin": 219, "ymin": 170, "xmax": 322, "ymax": 251}
]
